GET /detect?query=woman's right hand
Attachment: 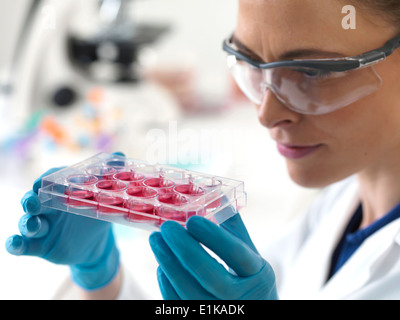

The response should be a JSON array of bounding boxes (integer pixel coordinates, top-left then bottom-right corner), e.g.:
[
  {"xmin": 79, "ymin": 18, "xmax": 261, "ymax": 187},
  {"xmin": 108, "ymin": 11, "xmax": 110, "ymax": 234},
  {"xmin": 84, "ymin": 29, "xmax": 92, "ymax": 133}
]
[{"xmin": 5, "ymin": 167, "xmax": 120, "ymax": 291}]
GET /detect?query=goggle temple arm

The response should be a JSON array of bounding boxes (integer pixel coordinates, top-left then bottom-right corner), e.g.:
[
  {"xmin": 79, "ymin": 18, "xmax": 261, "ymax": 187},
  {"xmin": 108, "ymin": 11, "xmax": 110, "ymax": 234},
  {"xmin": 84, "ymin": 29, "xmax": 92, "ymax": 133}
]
[{"xmin": 355, "ymin": 34, "xmax": 400, "ymax": 67}]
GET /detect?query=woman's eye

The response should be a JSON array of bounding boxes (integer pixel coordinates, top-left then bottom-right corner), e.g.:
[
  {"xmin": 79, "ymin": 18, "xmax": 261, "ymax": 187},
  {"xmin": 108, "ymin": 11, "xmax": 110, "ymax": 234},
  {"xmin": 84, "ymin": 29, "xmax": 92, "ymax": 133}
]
[{"xmin": 296, "ymin": 68, "xmax": 333, "ymax": 79}]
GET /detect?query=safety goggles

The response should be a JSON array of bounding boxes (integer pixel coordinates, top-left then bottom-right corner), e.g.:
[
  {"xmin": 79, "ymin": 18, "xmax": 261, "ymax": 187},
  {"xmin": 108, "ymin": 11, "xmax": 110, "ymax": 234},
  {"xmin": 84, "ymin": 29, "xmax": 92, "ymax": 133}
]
[{"xmin": 223, "ymin": 34, "xmax": 400, "ymax": 115}]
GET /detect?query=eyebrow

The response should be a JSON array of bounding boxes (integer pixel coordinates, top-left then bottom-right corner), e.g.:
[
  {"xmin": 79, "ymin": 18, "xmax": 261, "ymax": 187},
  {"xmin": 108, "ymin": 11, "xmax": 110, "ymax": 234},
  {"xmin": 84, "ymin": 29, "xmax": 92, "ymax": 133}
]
[{"xmin": 231, "ymin": 35, "xmax": 346, "ymax": 61}]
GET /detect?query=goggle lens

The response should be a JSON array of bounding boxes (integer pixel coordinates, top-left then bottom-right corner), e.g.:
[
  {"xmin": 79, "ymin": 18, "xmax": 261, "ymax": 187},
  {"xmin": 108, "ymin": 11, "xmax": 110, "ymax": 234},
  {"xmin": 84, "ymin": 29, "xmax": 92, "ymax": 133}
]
[{"xmin": 228, "ymin": 55, "xmax": 382, "ymax": 115}]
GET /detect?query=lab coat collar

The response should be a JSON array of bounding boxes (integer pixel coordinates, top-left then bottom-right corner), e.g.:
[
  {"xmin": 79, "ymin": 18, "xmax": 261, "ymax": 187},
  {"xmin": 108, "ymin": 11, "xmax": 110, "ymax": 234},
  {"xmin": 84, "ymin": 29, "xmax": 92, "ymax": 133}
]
[
  {"xmin": 318, "ymin": 187, "xmax": 400, "ymax": 300},
  {"xmin": 319, "ymin": 219, "xmax": 400, "ymax": 299},
  {"xmin": 396, "ymin": 228, "xmax": 400, "ymax": 246},
  {"xmin": 279, "ymin": 177, "xmax": 400, "ymax": 300},
  {"xmin": 311, "ymin": 179, "xmax": 361, "ymax": 298}
]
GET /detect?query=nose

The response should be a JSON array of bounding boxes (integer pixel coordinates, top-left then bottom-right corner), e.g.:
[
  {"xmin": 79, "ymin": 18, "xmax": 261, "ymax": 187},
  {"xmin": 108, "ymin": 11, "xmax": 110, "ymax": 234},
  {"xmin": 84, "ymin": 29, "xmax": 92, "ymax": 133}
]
[{"xmin": 256, "ymin": 88, "xmax": 301, "ymax": 129}]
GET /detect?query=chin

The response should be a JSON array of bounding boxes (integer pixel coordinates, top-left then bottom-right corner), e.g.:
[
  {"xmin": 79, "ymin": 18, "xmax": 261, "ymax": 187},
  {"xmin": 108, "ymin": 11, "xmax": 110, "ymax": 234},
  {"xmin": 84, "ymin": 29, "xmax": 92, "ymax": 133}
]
[{"xmin": 286, "ymin": 162, "xmax": 347, "ymax": 189}]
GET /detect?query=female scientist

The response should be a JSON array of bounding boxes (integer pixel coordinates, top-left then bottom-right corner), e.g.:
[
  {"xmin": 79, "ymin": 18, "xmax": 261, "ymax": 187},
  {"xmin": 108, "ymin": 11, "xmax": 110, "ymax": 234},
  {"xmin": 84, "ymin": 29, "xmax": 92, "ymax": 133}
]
[{"xmin": 6, "ymin": 0, "xmax": 400, "ymax": 299}]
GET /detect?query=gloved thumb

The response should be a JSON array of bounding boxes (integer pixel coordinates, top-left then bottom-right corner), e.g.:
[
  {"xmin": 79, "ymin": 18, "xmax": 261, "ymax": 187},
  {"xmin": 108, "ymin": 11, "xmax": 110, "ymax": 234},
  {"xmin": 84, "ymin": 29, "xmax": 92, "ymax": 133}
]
[{"xmin": 216, "ymin": 204, "xmax": 259, "ymax": 255}]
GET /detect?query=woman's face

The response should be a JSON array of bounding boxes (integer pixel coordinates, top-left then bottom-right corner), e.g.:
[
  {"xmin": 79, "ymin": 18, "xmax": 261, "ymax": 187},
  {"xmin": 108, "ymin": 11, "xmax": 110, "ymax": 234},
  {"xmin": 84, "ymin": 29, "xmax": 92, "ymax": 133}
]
[{"xmin": 236, "ymin": 0, "xmax": 400, "ymax": 188}]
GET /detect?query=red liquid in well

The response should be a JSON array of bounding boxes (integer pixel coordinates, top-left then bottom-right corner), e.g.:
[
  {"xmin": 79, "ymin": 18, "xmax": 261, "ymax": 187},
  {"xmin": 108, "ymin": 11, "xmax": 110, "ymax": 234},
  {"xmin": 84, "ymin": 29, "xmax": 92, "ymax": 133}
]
[
  {"xmin": 144, "ymin": 178, "xmax": 174, "ymax": 191},
  {"xmin": 174, "ymin": 184, "xmax": 205, "ymax": 196},
  {"xmin": 99, "ymin": 195, "xmax": 126, "ymax": 215},
  {"xmin": 156, "ymin": 207, "xmax": 187, "ymax": 224},
  {"xmin": 87, "ymin": 167, "xmax": 117, "ymax": 180},
  {"xmin": 126, "ymin": 203, "xmax": 159, "ymax": 223},
  {"xmin": 157, "ymin": 193, "xmax": 188, "ymax": 205},
  {"xmin": 155, "ymin": 207, "xmax": 204, "ymax": 226},
  {"xmin": 125, "ymin": 186, "xmax": 159, "ymax": 223},
  {"xmin": 96, "ymin": 180, "xmax": 127, "ymax": 191},
  {"xmin": 126, "ymin": 186, "xmax": 157, "ymax": 198},
  {"xmin": 100, "ymin": 196, "xmax": 124, "ymax": 207},
  {"xmin": 192, "ymin": 178, "xmax": 222, "ymax": 209},
  {"xmin": 114, "ymin": 172, "xmax": 145, "ymax": 186},
  {"xmin": 129, "ymin": 203, "xmax": 154, "ymax": 214},
  {"xmin": 205, "ymin": 191, "xmax": 222, "ymax": 210},
  {"xmin": 65, "ymin": 189, "xmax": 96, "ymax": 207},
  {"xmin": 156, "ymin": 193, "xmax": 190, "ymax": 225}
]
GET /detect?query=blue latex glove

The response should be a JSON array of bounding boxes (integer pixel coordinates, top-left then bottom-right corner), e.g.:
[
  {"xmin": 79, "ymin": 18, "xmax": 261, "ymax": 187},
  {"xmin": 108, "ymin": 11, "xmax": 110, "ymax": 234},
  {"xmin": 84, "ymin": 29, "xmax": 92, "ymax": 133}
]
[
  {"xmin": 5, "ymin": 154, "xmax": 124, "ymax": 291},
  {"xmin": 149, "ymin": 209, "xmax": 278, "ymax": 300}
]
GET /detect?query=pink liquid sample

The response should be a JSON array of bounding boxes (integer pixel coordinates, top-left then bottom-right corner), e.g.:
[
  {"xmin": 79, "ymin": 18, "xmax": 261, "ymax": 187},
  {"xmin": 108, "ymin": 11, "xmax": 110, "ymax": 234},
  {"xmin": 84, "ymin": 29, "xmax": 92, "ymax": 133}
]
[
  {"xmin": 174, "ymin": 184, "xmax": 205, "ymax": 198},
  {"xmin": 95, "ymin": 181, "xmax": 128, "ymax": 215},
  {"xmin": 206, "ymin": 195, "xmax": 222, "ymax": 210},
  {"xmin": 114, "ymin": 171, "xmax": 145, "ymax": 186},
  {"xmin": 193, "ymin": 178, "xmax": 223, "ymax": 209},
  {"xmin": 157, "ymin": 193, "xmax": 188, "ymax": 205},
  {"xmin": 65, "ymin": 189, "xmax": 96, "ymax": 207},
  {"xmin": 86, "ymin": 166, "xmax": 116, "ymax": 180},
  {"xmin": 96, "ymin": 180, "xmax": 128, "ymax": 191},
  {"xmin": 98, "ymin": 195, "xmax": 126, "ymax": 215},
  {"xmin": 65, "ymin": 175, "xmax": 98, "ymax": 207},
  {"xmin": 156, "ymin": 193, "xmax": 193, "ymax": 225},
  {"xmin": 40, "ymin": 153, "xmax": 246, "ymax": 231},
  {"xmin": 143, "ymin": 178, "xmax": 175, "ymax": 193},
  {"xmin": 125, "ymin": 187, "xmax": 159, "ymax": 223}
]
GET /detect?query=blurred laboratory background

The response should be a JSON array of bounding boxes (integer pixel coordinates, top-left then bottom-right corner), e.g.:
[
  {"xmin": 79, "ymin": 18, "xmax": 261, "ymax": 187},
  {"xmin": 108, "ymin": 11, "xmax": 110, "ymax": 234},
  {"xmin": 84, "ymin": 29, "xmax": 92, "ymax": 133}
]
[{"xmin": 0, "ymin": 0, "xmax": 320, "ymax": 299}]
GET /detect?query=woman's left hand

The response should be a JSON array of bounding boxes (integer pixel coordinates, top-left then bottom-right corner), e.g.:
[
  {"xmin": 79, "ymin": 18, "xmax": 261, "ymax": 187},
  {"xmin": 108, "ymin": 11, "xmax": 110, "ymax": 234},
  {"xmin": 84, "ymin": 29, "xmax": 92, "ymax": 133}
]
[{"xmin": 149, "ymin": 212, "xmax": 278, "ymax": 300}]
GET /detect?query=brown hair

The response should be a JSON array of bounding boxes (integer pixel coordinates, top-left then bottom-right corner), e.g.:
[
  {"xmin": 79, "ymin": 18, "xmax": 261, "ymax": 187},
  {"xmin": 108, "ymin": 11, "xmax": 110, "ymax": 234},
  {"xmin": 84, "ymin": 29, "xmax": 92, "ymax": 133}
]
[{"xmin": 351, "ymin": 0, "xmax": 400, "ymax": 28}]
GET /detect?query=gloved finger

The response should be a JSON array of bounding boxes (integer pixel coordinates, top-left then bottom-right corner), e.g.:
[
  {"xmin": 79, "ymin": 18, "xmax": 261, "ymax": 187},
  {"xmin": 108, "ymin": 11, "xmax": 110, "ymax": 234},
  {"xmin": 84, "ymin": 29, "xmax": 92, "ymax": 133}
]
[
  {"xmin": 157, "ymin": 267, "xmax": 181, "ymax": 300},
  {"xmin": 18, "ymin": 214, "xmax": 50, "ymax": 239},
  {"xmin": 104, "ymin": 152, "xmax": 127, "ymax": 170},
  {"xmin": 187, "ymin": 216, "xmax": 264, "ymax": 277},
  {"xmin": 213, "ymin": 197, "xmax": 238, "ymax": 225},
  {"xmin": 21, "ymin": 191, "xmax": 41, "ymax": 216},
  {"xmin": 159, "ymin": 221, "xmax": 236, "ymax": 299},
  {"xmin": 33, "ymin": 167, "xmax": 65, "ymax": 194},
  {"xmin": 220, "ymin": 212, "xmax": 259, "ymax": 255},
  {"xmin": 5, "ymin": 235, "xmax": 27, "ymax": 256},
  {"xmin": 112, "ymin": 151, "xmax": 126, "ymax": 157},
  {"xmin": 20, "ymin": 191, "xmax": 56, "ymax": 216},
  {"xmin": 6, "ymin": 233, "xmax": 49, "ymax": 258},
  {"xmin": 213, "ymin": 196, "xmax": 259, "ymax": 255},
  {"xmin": 149, "ymin": 231, "xmax": 215, "ymax": 300}
]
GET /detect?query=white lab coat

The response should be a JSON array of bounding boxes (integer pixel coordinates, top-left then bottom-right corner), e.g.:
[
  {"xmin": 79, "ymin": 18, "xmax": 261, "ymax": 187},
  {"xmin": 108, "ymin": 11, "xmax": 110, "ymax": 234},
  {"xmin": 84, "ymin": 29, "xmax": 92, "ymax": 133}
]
[{"xmin": 264, "ymin": 177, "xmax": 400, "ymax": 300}]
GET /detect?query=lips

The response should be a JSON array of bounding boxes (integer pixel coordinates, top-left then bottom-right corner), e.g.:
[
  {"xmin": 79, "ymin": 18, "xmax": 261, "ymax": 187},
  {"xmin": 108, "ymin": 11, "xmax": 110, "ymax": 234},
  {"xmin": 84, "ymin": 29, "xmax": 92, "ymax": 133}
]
[{"xmin": 277, "ymin": 143, "xmax": 322, "ymax": 159}]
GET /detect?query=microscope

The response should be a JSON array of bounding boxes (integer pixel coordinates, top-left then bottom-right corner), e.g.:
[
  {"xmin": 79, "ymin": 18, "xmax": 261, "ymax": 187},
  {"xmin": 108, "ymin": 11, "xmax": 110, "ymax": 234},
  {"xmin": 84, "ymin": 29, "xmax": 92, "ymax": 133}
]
[
  {"xmin": 69, "ymin": 0, "xmax": 169, "ymax": 84},
  {"xmin": 5, "ymin": 0, "xmax": 170, "ymax": 119},
  {"xmin": 2, "ymin": 0, "xmax": 178, "ymax": 162}
]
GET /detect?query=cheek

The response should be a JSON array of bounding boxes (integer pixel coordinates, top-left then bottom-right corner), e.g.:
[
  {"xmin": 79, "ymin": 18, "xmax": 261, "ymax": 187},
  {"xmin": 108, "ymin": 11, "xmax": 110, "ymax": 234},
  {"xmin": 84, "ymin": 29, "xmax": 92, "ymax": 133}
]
[{"xmin": 286, "ymin": 104, "xmax": 388, "ymax": 188}]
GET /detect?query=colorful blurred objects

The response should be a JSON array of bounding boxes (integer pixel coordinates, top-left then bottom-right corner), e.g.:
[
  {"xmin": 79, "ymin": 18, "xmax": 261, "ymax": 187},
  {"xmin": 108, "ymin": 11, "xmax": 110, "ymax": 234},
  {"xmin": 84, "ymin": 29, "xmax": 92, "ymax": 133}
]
[
  {"xmin": 0, "ymin": 87, "xmax": 122, "ymax": 158},
  {"xmin": 40, "ymin": 116, "xmax": 75, "ymax": 150}
]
